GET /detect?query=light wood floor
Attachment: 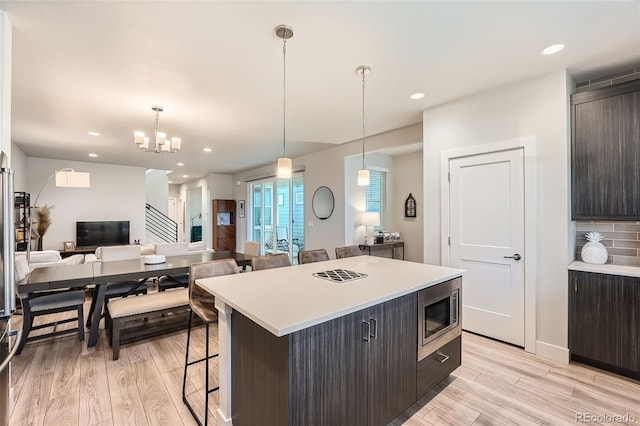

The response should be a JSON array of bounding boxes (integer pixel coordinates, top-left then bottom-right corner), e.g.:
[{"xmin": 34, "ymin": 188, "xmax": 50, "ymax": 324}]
[{"xmin": 8, "ymin": 301, "xmax": 640, "ymax": 426}]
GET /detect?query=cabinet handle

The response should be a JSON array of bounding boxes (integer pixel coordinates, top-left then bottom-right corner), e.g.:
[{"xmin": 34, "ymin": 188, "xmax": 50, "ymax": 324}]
[
  {"xmin": 435, "ymin": 351, "xmax": 450, "ymax": 363},
  {"xmin": 362, "ymin": 321, "xmax": 370, "ymax": 342},
  {"xmin": 370, "ymin": 318, "xmax": 377, "ymax": 339}
]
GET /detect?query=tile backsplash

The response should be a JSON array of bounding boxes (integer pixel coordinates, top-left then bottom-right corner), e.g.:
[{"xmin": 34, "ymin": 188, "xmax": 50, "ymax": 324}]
[{"xmin": 575, "ymin": 221, "xmax": 640, "ymax": 266}]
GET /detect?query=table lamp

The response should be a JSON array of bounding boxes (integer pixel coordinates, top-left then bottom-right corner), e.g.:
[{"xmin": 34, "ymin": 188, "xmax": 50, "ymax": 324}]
[{"xmin": 361, "ymin": 212, "xmax": 380, "ymax": 245}]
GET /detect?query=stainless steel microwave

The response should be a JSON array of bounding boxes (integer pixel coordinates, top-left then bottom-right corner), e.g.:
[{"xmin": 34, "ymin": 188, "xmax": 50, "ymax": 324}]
[{"xmin": 417, "ymin": 277, "xmax": 461, "ymax": 361}]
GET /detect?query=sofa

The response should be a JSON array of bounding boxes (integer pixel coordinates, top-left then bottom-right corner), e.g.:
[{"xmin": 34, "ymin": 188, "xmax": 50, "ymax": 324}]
[
  {"xmin": 15, "ymin": 250, "xmax": 85, "ymax": 269},
  {"xmin": 85, "ymin": 242, "xmax": 213, "ymax": 263}
]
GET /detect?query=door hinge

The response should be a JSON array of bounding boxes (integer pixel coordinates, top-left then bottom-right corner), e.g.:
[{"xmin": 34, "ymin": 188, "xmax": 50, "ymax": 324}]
[
  {"xmin": 448, "ymin": 172, "xmax": 450, "ymax": 182},
  {"xmin": 448, "ymin": 236, "xmax": 451, "ymax": 246}
]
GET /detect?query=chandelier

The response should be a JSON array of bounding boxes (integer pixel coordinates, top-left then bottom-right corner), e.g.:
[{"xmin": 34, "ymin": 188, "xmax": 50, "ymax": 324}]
[{"xmin": 133, "ymin": 106, "xmax": 182, "ymax": 154}]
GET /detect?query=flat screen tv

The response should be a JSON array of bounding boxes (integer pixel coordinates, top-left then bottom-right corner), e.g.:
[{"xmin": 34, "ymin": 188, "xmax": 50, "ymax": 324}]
[{"xmin": 76, "ymin": 221, "xmax": 130, "ymax": 248}]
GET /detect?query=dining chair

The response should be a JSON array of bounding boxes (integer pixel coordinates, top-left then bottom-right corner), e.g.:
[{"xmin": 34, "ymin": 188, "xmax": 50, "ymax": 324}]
[
  {"xmin": 243, "ymin": 241, "xmax": 260, "ymax": 256},
  {"xmin": 86, "ymin": 245, "xmax": 148, "ymax": 328},
  {"xmin": 183, "ymin": 258, "xmax": 239, "ymax": 426},
  {"xmin": 155, "ymin": 242, "xmax": 190, "ymax": 291},
  {"xmin": 14, "ymin": 256, "xmax": 86, "ymax": 355},
  {"xmin": 335, "ymin": 245, "xmax": 364, "ymax": 259},
  {"xmin": 251, "ymin": 253, "xmax": 291, "ymax": 271},
  {"xmin": 276, "ymin": 226, "xmax": 289, "ymax": 252},
  {"xmin": 298, "ymin": 248, "xmax": 330, "ymax": 265},
  {"xmin": 241, "ymin": 241, "xmax": 260, "ymax": 272}
]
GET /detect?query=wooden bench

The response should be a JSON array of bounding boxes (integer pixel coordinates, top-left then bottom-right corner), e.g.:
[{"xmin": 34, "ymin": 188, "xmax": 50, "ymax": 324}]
[{"xmin": 107, "ymin": 288, "xmax": 189, "ymax": 360}]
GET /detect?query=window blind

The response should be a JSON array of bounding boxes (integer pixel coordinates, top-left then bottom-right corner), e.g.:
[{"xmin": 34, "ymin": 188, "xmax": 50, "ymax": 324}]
[{"xmin": 365, "ymin": 170, "xmax": 387, "ymax": 231}]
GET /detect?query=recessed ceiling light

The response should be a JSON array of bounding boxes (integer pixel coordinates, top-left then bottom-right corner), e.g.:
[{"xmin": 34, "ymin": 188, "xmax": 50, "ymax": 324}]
[
  {"xmin": 203, "ymin": 148, "xmax": 212, "ymax": 153},
  {"xmin": 410, "ymin": 92, "xmax": 424, "ymax": 100},
  {"xmin": 88, "ymin": 131, "xmax": 100, "ymax": 136},
  {"xmin": 182, "ymin": 174, "xmax": 188, "ymax": 178},
  {"xmin": 541, "ymin": 44, "xmax": 565, "ymax": 55},
  {"xmin": 177, "ymin": 162, "xmax": 184, "ymax": 166},
  {"xmin": 88, "ymin": 153, "xmax": 98, "ymax": 158}
]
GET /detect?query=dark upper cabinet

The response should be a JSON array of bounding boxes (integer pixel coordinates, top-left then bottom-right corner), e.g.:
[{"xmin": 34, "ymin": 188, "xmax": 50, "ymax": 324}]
[
  {"xmin": 569, "ymin": 270, "xmax": 640, "ymax": 376},
  {"xmin": 571, "ymin": 79, "xmax": 640, "ymax": 220}
]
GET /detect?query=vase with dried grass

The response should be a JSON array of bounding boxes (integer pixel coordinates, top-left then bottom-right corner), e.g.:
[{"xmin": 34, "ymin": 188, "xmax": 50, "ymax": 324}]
[{"xmin": 34, "ymin": 204, "xmax": 53, "ymax": 251}]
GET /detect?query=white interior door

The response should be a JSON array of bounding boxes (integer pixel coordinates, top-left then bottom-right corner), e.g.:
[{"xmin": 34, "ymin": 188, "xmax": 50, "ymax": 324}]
[
  {"xmin": 449, "ymin": 148, "xmax": 525, "ymax": 347},
  {"xmin": 168, "ymin": 197, "xmax": 185, "ymax": 242}
]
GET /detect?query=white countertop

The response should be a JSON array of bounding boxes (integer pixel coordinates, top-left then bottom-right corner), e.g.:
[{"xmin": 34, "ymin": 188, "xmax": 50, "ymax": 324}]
[
  {"xmin": 196, "ymin": 256, "xmax": 464, "ymax": 337},
  {"xmin": 569, "ymin": 261, "xmax": 640, "ymax": 278}
]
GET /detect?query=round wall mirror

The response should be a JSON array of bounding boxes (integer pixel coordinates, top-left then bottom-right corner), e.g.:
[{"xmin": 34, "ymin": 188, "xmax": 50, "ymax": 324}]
[{"xmin": 312, "ymin": 186, "xmax": 335, "ymax": 220}]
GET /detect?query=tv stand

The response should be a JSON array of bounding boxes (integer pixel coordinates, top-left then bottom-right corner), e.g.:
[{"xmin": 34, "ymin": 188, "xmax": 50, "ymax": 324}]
[{"xmin": 60, "ymin": 247, "xmax": 96, "ymax": 258}]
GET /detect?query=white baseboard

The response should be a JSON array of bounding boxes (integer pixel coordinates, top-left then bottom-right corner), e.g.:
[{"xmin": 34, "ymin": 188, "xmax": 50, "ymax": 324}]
[
  {"xmin": 216, "ymin": 409, "xmax": 233, "ymax": 426},
  {"xmin": 535, "ymin": 340, "xmax": 570, "ymax": 364}
]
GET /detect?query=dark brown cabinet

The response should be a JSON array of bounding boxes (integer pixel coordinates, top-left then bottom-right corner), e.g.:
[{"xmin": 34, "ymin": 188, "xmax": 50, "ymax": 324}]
[
  {"xmin": 569, "ymin": 270, "xmax": 640, "ymax": 378},
  {"xmin": 367, "ymin": 294, "xmax": 417, "ymax": 425},
  {"xmin": 417, "ymin": 335, "xmax": 461, "ymax": 397},
  {"xmin": 231, "ymin": 293, "xmax": 417, "ymax": 426},
  {"xmin": 212, "ymin": 199, "xmax": 235, "ymax": 251},
  {"xmin": 14, "ymin": 192, "xmax": 30, "ymax": 251},
  {"xmin": 571, "ymin": 79, "xmax": 640, "ymax": 220}
]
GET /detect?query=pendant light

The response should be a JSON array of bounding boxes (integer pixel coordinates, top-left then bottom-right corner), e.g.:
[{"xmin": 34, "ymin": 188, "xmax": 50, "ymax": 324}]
[
  {"xmin": 357, "ymin": 65, "xmax": 371, "ymax": 186},
  {"xmin": 276, "ymin": 25, "xmax": 293, "ymax": 178}
]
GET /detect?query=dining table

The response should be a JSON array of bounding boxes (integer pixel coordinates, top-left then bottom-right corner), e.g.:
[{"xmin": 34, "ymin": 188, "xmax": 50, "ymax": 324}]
[{"xmin": 18, "ymin": 250, "xmax": 252, "ymax": 347}]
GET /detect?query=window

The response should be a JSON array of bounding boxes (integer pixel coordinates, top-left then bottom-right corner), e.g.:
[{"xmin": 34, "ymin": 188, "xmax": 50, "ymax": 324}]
[
  {"xmin": 248, "ymin": 173, "xmax": 304, "ymax": 263},
  {"xmin": 365, "ymin": 169, "xmax": 387, "ymax": 231}
]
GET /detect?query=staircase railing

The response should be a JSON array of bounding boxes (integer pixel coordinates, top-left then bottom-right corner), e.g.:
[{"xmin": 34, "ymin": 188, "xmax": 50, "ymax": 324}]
[{"xmin": 145, "ymin": 203, "xmax": 178, "ymax": 243}]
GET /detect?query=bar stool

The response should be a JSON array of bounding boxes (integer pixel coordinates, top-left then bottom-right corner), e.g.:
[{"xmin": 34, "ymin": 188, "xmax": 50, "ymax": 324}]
[{"xmin": 182, "ymin": 258, "xmax": 239, "ymax": 426}]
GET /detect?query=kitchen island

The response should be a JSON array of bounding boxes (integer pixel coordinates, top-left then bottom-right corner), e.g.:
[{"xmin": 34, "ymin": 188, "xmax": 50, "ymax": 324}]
[{"xmin": 196, "ymin": 256, "xmax": 464, "ymax": 426}]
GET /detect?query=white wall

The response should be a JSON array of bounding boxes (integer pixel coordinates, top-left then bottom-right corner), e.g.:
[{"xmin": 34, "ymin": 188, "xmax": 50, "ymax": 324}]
[
  {"xmin": 184, "ymin": 183, "xmax": 204, "ymax": 243},
  {"xmin": 27, "ymin": 158, "xmax": 146, "ymax": 250},
  {"xmin": 0, "ymin": 12, "xmax": 10, "ymax": 160},
  {"xmin": 178, "ymin": 173, "xmax": 233, "ymax": 246},
  {"xmin": 145, "ymin": 170, "xmax": 169, "ymax": 215},
  {"xmin": 10, "ymin": 142, "xmax": 27, "ymax": 192},
  {"xmin": 232, "ymin": 124, "xmax": 422, "ymax": 258},
  {"xmin": 423, "ymin": 70, "xmax": 571, "ymax": 357},
  {"xmin": 390, "ymin": 151, "xmax": 423, "ymax": 263},
  {"xmin": 168, "ymin": 184, "xmax": 180, "ymax": 198},
  {"xmin": 207, "ymin": 173, "xmax": 233, "ymax": 201}
]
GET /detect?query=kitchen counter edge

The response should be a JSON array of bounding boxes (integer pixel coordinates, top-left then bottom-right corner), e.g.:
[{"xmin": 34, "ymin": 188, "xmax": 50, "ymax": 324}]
[{"xmin": 569, "ymin": 261, "xmax": 640, "ymax": 278}]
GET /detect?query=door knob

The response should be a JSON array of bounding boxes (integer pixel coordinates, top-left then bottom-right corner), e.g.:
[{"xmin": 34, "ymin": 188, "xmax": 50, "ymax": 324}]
[{"xmin": 504, "ymin": 254, "xmax": 522, "ymax": 260}]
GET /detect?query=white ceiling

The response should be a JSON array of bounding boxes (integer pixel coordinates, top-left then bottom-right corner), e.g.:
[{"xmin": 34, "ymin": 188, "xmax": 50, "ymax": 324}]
[{"xmin": 1, "ymin": 1, "xmax": 639, "ymax": 184}]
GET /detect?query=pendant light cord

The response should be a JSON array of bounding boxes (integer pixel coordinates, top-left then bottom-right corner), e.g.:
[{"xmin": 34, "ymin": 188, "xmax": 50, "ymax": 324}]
[
  {"xmin": 154, "ymin": 109, "xmax": 160, "ymax": 140},
  {"xmin": 361, "ymin": 70, "xmax": 366, "ymax": 168},
  {"xmin": 282, "ymin": 38, "xmax": 287, "ymax": 158}
]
